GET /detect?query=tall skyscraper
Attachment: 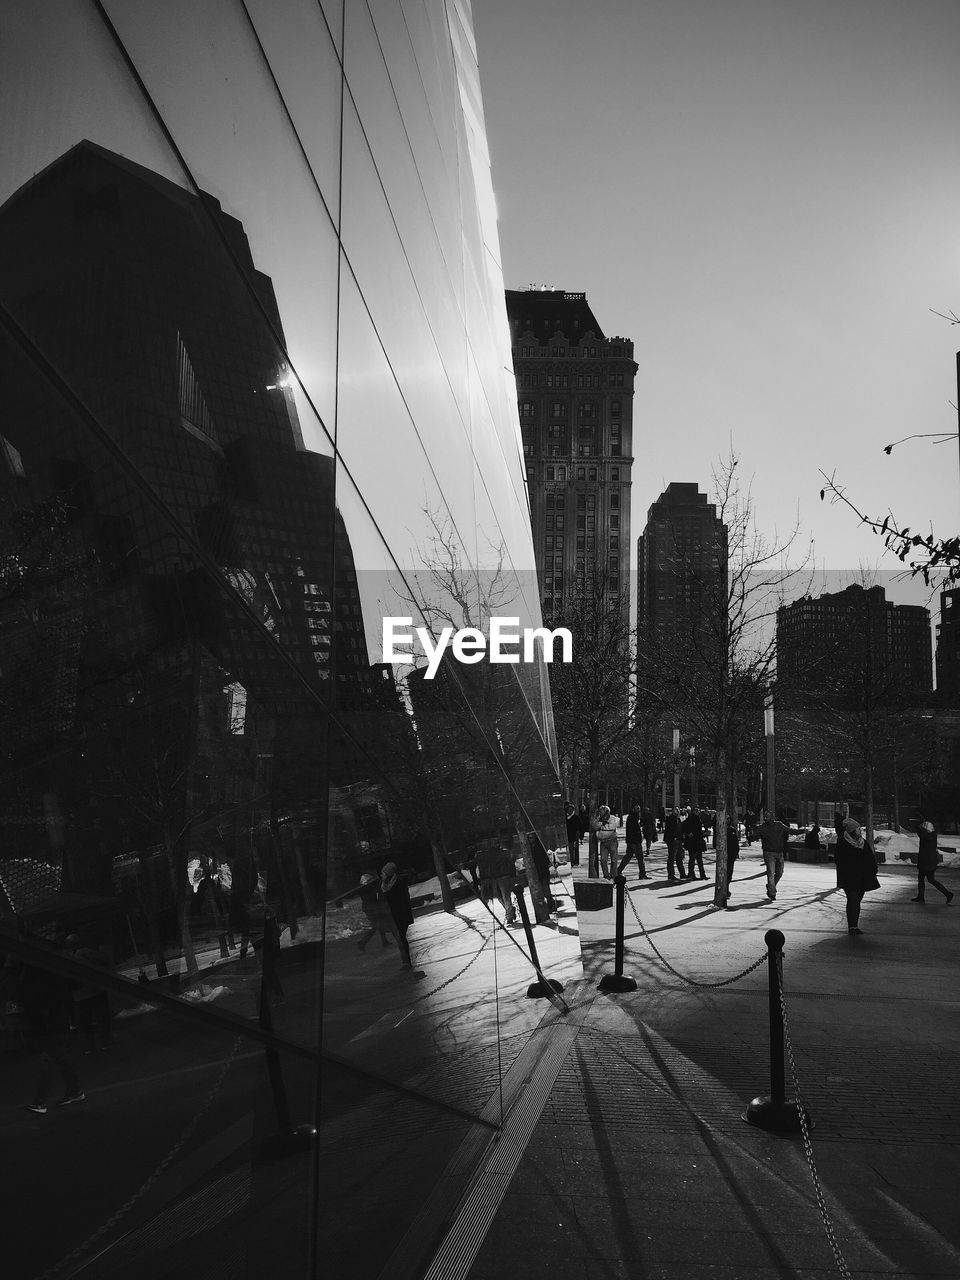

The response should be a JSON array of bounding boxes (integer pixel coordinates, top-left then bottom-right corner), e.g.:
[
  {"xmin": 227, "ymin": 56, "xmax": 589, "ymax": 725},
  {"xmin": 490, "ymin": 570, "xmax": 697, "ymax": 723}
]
[
  {"xmin": 504, "ymin": 288, "xmax": 636, "ymax": 617},
  {"xmin": 637, "ymin": 482, "xmax": 728, "ymax": 650},
  {"xmin": 777, "ymin": 583, "xmax": 933, "ymax": 694}
]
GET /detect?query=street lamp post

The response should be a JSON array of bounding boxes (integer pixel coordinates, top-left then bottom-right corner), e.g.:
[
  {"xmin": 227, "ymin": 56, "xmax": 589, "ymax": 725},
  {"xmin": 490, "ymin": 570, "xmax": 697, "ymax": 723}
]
[
  {"xmin": 672, "ymin": 727, "xmax": 680, "ymax": 809},
  {"xmin": 764, "ymin": 694, "xmax": 776, "ymax": 820}
]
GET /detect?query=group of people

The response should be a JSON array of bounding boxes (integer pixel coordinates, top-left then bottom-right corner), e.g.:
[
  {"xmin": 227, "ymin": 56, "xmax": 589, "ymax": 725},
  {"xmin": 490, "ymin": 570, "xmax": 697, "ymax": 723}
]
[{"xmin": 564, "ymin": 798, "xmax": 955, "ymax": 932}]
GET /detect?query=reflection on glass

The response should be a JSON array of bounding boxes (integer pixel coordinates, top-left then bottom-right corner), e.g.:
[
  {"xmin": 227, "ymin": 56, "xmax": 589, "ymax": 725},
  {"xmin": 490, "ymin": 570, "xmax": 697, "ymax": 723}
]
[{"xmin": 1, "ymin": 1, "xmax": 582, "ymax": 1276}]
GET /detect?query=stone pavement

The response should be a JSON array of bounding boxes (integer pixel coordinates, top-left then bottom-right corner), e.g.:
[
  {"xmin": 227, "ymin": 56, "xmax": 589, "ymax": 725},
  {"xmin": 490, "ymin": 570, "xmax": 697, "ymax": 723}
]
[{"xmin": 462, "ymin": 837, "xmax": 960, "ymax": 1280}]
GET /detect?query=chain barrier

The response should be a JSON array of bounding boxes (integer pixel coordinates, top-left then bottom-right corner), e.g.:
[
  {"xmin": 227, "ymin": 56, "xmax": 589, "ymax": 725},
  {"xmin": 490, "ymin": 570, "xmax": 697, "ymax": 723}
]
[
  {"xmin": 36, "ymin": 1035, "xmax": 245, "ymax": 1280},
  {"xmin": 623, "ymin": 882, "xmax": 767, "ymax": 989},
  {"xmin": 778, "ymin": 968, "xmax": 853, "ymax": 1279}
]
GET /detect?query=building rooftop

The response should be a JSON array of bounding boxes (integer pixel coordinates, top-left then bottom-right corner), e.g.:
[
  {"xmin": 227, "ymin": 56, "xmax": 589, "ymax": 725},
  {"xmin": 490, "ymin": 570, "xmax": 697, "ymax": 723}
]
[{"xmin": 505, "ymin": 287, "xmax": 606, "ymax": 345}]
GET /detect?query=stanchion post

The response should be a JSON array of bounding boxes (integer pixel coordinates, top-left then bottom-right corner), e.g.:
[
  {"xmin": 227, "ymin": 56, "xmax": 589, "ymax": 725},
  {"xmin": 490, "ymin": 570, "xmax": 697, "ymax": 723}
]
[
  {"xmin": 743, "ymin": 929, "xmax": 809, "ymax": 1134},
  {"xmin": 598, "ymin": 874, "xmax": 637, "ymax": 993},
  {"xmin": 514, "ymin": 881, "xmax": 563, "ymax": 1000}
]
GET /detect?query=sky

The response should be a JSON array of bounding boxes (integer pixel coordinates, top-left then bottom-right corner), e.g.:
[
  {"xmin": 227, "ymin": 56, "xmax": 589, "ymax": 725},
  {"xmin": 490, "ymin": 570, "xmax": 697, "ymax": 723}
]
[{"xmin": 474, "ymin": 0, "xmax": 960, "ymax": 616}]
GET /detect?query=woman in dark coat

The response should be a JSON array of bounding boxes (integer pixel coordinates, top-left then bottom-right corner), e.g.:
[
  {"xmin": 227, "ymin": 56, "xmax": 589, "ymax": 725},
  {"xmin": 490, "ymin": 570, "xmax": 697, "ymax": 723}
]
[
  {"xmin": 381, "ymin": 862, "xmax": 414, "ymax": 969},
  {"xmin": 834, "ymin": 817, "xmax": 880, "ymax": 935}
]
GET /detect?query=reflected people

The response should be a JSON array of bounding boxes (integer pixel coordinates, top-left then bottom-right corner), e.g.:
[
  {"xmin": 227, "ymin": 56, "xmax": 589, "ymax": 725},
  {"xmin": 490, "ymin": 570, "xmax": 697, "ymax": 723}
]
[
  {"xmin": 476, "ymin": 840, "xmax": 518, "ymax": 926},
  {"xmin": 380, "ymin": 862, "xmax": 414, "ymax": 971},
  {"xmin": 356, "ymin": 872, "xmax": 396, "ymax": 951}
]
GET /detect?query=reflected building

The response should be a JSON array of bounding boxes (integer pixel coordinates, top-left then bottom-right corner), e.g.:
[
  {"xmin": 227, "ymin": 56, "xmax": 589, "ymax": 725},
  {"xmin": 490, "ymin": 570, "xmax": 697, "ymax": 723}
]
[{"xmin": 0, "ymin": 6, "xmax": 579, "ymax": 1278}]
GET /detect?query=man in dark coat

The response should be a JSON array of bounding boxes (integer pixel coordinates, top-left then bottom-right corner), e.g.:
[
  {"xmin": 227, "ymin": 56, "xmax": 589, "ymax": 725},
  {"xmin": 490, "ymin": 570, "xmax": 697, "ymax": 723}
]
[
  {"xmin": 381, "ymin": 862, "xmax": 414, "ymax": 969},
  {"xmin": 835, "ymin": 817, "xmax": 880, "ymax": 934},
  {"xmin": 619, "ymin": 804, "xmax": 647, "ymax": 879},
  {"xmin": 721, "ymin": 818, "xmax": 740, "ymax": 905},
  {"xmin": 663, "ymin": 808, "xmax": 684, "ymax": 881},
  {"xmin": 759, "ymin": 812, "xmax": 789, "ymax": 900},
  {"xmin": 681, "ymin": 807, "xmax": 707, "ymax": 880},
  {"xmin": 911, "ymin": 817, "xmax": 953, "ymax": 904},
  {"xmin": 477, "ymin": 841, "xmax": 518, "ymax": 924}
]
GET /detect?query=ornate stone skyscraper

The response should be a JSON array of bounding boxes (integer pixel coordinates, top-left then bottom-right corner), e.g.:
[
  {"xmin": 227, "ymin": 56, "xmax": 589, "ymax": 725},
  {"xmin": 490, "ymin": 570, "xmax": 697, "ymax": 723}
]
[{"xmin": 505, "ymin": 288, "xmax": 636, "ymax": 619}]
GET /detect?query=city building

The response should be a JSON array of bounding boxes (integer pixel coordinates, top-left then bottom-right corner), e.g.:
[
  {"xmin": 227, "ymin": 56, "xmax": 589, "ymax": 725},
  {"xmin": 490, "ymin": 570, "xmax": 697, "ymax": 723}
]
[
  {"xmin": 935, "ymin": 586, "xmax": 960, "ymax": 701},
  {"xmin": 0, "ymin": 7, "xmax": 576, "ymax": 1278},
  {"xmin": 634, "ymin": 483, "xmax": 728, "ymax": 810},
  {"xmin": 777, "ymin": 583, "xmax": 933, "ymax": 694},
  {"xmin": 504, "ymin": 288, "xmax": 637, "ymax": 618},
  {"xmin": 637, "ymin": 482, "xmax": 728, "ymax": 650}
]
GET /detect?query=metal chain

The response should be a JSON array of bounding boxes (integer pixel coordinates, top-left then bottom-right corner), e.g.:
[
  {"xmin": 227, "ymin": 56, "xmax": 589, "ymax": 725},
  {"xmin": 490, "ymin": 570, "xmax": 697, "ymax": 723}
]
[
  {"xmin": 778, "ymin": 968, "xmax": 853, "ymax": 1279},
  {"xmin": 624, "ymin": 883, "xmax": 767, "ymax": 988},
  {"xmin": 36, "ymin": 1035, "xmax": 245, "ymax": 1280}
]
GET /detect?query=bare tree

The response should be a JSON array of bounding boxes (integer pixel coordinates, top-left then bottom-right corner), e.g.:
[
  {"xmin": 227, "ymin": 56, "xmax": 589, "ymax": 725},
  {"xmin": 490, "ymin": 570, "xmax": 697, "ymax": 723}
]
[
  {"xmin": 820, "ymin": 470, "xmax": 959, "ymax": 587},
  {"xmin": 637, "ymin": 453, "xmax": 813, "ymax": 908},
  {"xmin": 392, "ymin": 508, "xmax": 560, "ymax": 922},
  {"xmin": 546, "ymin": 561, "xmax": 634, "ymax": 835}
]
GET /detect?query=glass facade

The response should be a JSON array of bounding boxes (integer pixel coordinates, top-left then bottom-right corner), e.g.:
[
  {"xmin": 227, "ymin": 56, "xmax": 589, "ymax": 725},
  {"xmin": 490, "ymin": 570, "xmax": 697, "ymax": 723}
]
[{"xmin": 0, "ymin": 4, "xmax": 580, "ymax": 1276}]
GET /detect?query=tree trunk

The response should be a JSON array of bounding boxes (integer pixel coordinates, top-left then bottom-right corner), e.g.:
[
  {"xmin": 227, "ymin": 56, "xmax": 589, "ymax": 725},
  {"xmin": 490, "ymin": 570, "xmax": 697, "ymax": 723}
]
[
  {"xmin": 865, "ymin": 761, "xmax": 877, "ymax": 857},
  {"xmin": 713, "ymin": 745, "xmax": 728, "ymax": 909},
  {"xmin": 430, "ymin": 837, "xmax": 456, "ymax": 913}
]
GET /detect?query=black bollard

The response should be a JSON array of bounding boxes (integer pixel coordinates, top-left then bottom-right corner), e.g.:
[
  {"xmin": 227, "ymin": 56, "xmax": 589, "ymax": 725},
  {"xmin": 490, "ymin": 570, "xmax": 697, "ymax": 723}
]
[
  {"xmin": 743, "ymin": 929, "xmax": 810, "ymax": 1134},
  {"xmin": 598, "ymin": 874, "xmax": 637, "ymax": 993},
  {"xmin": 257, "ymin": 915, "xmax": 317, "ymax": 1160},
  {"xmin": 514, "ymin": 882, "xmax": 564, "ymax": 1000}
]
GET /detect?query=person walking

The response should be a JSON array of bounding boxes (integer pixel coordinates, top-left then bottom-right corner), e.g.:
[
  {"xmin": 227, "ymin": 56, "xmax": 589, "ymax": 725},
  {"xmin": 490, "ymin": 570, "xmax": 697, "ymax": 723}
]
[
  {"xmin": 565, "ymin": 803, "xmax": 581, "ymax": 867},
  {"xmin": 356, "ymin": 872, "xmax": 395, "ymax": 950},
  {"xmin": 619, "ymin": 804, "xmax": 646, "ymax": 879},
  {"xmin": 594, "ymin": 805, "xmax": 620, "ymax": 880},
  {"xmin": 641, "ymin": 807, "xmax": 657, "ymax": 860},
  {"xmin": 911, "ymin": 817, "xmax": 953, "ymax": 904},
  {"xmin": 381, "ymin": 861, "xmax": 414, "ymax": 969},
  {"xmin": 759, "ymin": 811, "xmax": 789, "ymax": 900},
  {"xmin": 721, "ymin": 818, "xmax": 740, "ymax": 904},
  {"xmin": 682, "ymin": 807, "xmax": 707, "ymax": 880},
  {"xmin": 663, "ymin": 808, "xmax": 685, "ymax": 881},
  {"xmin": 835, "ymin": 817, "xmax": 880, "ymax": 934},
  {"xmin": 477, "ymin": 841, "xmax": 518, "ymax": 924}
]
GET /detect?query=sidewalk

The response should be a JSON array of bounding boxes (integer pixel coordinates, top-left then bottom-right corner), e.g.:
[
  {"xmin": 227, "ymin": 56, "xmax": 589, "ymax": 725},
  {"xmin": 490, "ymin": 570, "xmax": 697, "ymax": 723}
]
[{"xmin": 462, "ymin": 837, "xmax": 960, "ymax": 1280}]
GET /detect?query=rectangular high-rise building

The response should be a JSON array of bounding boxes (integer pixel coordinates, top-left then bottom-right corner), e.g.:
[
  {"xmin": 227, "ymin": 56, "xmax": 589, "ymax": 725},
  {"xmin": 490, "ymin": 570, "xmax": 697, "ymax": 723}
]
[
  {"xmin": 637, "ymin": 482, "xmax": 728, "ymax": 651},
  {"xmin": 778, "ymin": 583, "xmax": 933, "ymax": 693},
  {"xmin": 504, "ymin": 288, "xmax": 636, "ymax": 618}
]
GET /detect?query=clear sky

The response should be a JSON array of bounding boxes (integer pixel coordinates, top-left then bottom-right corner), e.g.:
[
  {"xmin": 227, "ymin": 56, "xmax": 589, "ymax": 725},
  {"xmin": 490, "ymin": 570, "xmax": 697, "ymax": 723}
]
[{"xmin": 474, "ymin": 0, "xmax": 960, "ymax": 610}]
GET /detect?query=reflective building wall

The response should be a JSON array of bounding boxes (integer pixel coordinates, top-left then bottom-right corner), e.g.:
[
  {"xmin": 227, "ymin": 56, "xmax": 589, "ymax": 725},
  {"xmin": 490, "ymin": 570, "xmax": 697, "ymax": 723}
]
[{"xmin": 0, "ymin": 5, "xmax": 581, "ymax": 1277}]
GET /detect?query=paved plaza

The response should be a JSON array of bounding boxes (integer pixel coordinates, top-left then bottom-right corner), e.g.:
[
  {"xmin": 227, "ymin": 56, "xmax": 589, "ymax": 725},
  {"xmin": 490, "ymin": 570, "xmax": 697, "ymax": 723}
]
[{"xmin": 456, "ymin": 833, "xmax": 960, "ymax": 1280}]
